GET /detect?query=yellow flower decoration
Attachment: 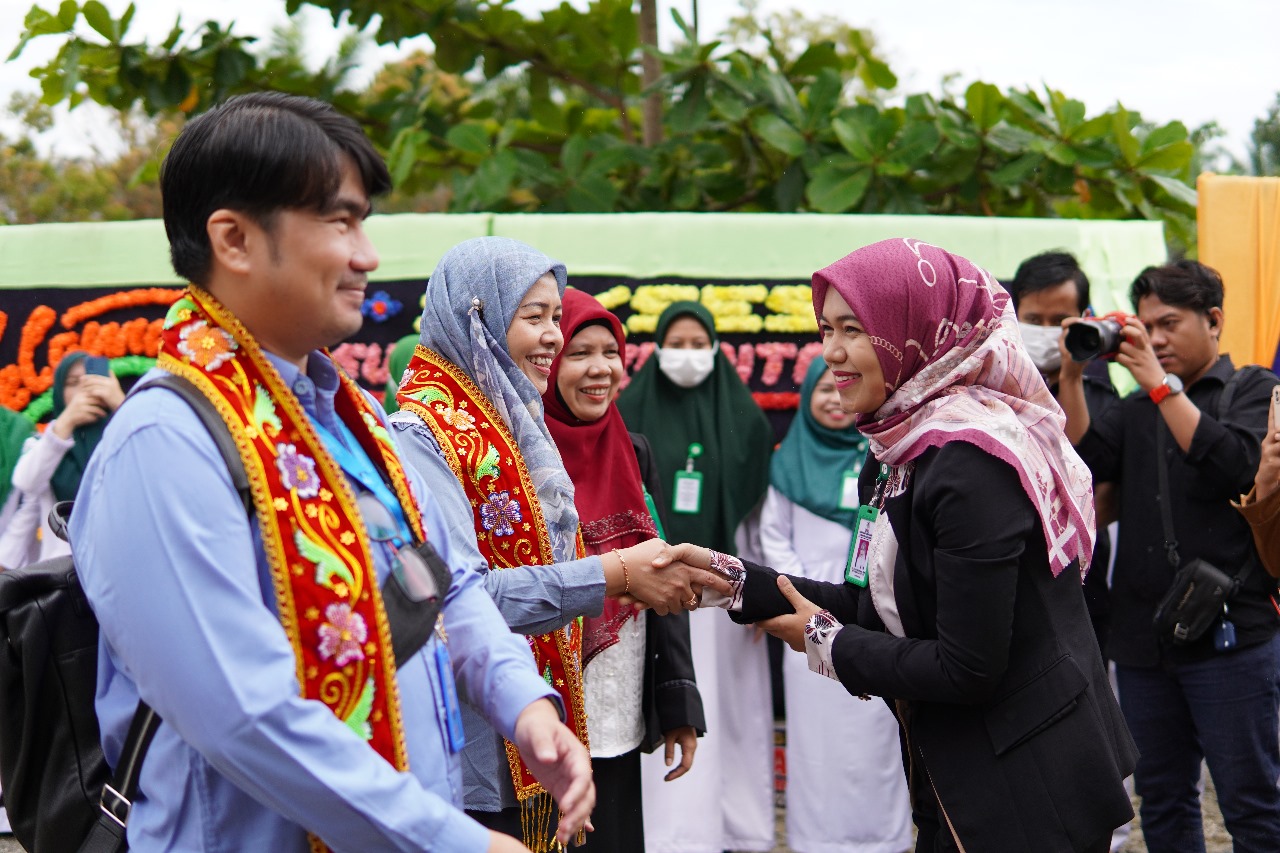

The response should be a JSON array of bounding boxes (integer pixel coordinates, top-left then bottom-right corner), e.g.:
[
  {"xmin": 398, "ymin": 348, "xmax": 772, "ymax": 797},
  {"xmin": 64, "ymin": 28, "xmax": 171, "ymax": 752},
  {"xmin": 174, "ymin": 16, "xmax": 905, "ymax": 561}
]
[
  {"xmin": 626, "ymin": 314, "xmax": 659, "ymax": 334},
  {"xmin": 715, "ymin": 315, "xmax": 764, "ymax": 333},
  {"xmin": 595, "ymin": 285, "xmax": 633, "ymax": 311},
  {"xmin": 703, "ymin": 284, "xmax": 768, "ymax": 305},
  {"xmin": 765, "ymin": 285, "xmax": 814, "ymax": 316},
  {"xmin": 630, "ymin": 285, "xmax": 700, "ymax": 317},
  {"xmin": 765, "ymin": 314, "xmax": 818, "ymax": 333}
]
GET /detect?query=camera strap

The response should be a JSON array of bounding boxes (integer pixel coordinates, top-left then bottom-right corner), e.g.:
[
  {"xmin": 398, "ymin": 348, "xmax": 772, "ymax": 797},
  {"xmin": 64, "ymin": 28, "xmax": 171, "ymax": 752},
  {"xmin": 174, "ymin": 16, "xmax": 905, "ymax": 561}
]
[
  {"xmin": 1154, "ymin": 422, "xmax": 1181, "ymax": 569},
  {"xmin": 1153, "ymin": 367, "xmax": 1254, "ymax": 579}
]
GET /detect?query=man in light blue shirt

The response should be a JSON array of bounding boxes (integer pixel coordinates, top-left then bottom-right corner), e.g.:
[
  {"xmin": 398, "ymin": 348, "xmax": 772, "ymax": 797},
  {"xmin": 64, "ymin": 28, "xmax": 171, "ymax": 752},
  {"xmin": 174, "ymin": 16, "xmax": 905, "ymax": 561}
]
[{"xmin": 68, "ymin": 92, "xmax": 592, "ymax": 853}]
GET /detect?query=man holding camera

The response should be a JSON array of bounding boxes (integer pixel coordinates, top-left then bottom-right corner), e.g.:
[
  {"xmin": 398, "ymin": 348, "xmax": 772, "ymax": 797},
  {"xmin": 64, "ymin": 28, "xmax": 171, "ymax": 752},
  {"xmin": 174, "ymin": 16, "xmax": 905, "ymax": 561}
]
[
  {"xmin": 1010, "ymin": 251, "xmax": 1117, "ymax": 652},
  {"xmin": 1060, "ymin": 260, "xmax": 1280, "ymax": 853}
]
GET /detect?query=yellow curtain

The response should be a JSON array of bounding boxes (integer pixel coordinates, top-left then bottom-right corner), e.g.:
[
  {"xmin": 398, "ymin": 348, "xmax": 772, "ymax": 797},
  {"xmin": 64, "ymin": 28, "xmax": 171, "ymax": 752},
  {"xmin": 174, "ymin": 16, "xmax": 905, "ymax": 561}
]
[{"xmin": 1198, "ymin": 174, "xmax": 1280, "ymax": 369}]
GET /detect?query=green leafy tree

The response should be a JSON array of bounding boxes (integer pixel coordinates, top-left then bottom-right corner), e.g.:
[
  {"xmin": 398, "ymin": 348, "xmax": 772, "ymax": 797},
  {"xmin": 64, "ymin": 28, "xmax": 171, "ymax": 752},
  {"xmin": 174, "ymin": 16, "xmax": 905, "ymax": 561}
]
[
  {"xmin": 8, "ymin": 0, "xmax": 1199, "ymax": 249},
  {"xmin": 1244, "ymin": 93, "xmax": 1280, "ymax": 176},
  {"xmin": 0, "ymin": 93, "xmax": 166, "ymax": 223}
]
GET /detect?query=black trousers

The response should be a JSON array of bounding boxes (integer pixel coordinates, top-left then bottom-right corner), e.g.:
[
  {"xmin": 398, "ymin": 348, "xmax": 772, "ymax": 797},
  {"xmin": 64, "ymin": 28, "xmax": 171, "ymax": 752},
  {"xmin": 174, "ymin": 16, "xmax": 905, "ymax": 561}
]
[
  {"xmin": 577, "ymin": 749, "xmax": 644, "ymax": 853},
  {"xmin": 467, "ymin": 749, "xmax": 645, "ymax": 852}
]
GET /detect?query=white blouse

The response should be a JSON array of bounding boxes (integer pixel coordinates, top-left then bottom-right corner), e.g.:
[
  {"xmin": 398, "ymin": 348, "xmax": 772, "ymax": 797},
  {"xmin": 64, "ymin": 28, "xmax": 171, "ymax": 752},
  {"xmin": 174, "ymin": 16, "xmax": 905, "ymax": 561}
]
[{"xmin": 582, "ymin": 609, "xmax": 647, "ymax": 758}]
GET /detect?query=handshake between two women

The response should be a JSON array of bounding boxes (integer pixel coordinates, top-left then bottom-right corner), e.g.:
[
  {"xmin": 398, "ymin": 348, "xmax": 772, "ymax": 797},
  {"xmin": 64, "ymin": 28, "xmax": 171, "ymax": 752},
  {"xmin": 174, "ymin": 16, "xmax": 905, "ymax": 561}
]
[{"xmin": 600, "ymin": 538, "xmax": 738, "ymax": 615}]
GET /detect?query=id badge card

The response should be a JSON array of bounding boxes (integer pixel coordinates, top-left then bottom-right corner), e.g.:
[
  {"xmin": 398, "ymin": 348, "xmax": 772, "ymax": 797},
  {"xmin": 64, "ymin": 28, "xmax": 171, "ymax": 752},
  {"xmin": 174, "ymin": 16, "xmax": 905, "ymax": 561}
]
[
  {"xmin": 838, "ymin": 469, "xmax": 860, "ymax": 511},
  {"xmin": 433, "ymin": 641, "xmax": 466, "ymax": 753},
  {"xmin": 845, "ymin": 504, "xmax": 878, "ymax": 587},
  {"xmin": 673, "ymin": 470, "xmax": 703, "ymax": 514}
]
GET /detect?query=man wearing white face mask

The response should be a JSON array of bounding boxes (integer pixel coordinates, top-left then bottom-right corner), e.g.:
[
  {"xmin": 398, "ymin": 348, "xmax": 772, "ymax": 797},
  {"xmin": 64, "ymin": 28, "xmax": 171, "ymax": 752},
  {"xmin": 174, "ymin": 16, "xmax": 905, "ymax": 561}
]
[{"xmin": 1010, "ymin": 251, "xmax": 1119, "ymax": 651}]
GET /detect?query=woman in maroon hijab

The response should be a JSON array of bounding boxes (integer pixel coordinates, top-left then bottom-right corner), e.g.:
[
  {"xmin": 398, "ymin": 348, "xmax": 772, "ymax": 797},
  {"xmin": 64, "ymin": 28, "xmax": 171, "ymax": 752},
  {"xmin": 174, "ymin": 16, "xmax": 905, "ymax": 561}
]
[
  {"xmin": 681, "ymin": 238, "xmax": 1137, "ymax": 852},
  {"xmin": 543, "ymin": 289, "xmax": 705, "ymax": 853}
]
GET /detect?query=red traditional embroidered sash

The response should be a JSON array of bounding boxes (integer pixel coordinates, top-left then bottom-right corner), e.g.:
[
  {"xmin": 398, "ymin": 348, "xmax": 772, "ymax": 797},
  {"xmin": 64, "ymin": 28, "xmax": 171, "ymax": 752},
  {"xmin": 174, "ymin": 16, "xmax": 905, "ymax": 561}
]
[
  {"xmin": 159, "ymin": 287, "xmax": 422, "ymax": 853},
  {"xmin": 396, "ymin": 346, "xmax": 589, "ymax": 813}
]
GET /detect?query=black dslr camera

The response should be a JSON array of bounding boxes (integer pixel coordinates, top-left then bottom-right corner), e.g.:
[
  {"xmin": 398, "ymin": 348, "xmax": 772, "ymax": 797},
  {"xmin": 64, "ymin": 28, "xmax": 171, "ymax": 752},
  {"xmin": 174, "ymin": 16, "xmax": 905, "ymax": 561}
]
[{"xmin": 1064, "ymin": 311, "xmax": 1134, "ymax": 362}]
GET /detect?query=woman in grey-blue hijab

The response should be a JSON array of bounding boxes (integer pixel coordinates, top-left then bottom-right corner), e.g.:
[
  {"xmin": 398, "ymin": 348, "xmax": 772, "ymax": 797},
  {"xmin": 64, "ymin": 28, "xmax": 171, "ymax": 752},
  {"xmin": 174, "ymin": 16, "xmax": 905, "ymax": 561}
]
[
  {"xmin": 388, "ymin": 236, "xmax": 698, "ymax": 844},
  {"xmin": 410, "ymin": 235, "xmax": 579, "ymax": 557},
  {"xmin": 389, "ymin": 236, "xmax": 584, "ymax": 844}
]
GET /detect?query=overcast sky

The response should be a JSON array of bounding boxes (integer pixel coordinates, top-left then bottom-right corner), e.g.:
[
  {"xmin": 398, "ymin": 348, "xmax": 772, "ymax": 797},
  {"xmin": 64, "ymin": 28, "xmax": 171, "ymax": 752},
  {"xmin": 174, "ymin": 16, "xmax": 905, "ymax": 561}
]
[{"xmin": 2, "ymin": 0, "xmax": 1278, "ymax": 162}]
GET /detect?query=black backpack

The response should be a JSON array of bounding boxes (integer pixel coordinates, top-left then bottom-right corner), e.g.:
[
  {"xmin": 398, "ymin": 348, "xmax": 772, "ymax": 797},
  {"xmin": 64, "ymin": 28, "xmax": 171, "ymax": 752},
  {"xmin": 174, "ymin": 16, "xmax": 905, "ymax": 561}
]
[{"xmin": 0, "ymin": 374, "xmax": 250, "ymax": 853}]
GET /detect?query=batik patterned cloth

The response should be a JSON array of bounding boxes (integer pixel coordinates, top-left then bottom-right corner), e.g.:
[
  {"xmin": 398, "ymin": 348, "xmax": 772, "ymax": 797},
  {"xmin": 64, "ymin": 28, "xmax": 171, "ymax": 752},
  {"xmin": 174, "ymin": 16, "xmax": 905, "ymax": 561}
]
[{"xmin": 811, "ymin": 237, "xmax": 1095, "ymax": 577}]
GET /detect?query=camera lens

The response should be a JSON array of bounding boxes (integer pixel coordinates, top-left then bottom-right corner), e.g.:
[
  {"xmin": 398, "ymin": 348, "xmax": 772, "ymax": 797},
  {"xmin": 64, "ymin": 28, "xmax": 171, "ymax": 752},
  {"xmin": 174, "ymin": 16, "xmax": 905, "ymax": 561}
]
[{"xmin": 1065, "ymin": 319, "xmax": 1123, "ymax": 362}]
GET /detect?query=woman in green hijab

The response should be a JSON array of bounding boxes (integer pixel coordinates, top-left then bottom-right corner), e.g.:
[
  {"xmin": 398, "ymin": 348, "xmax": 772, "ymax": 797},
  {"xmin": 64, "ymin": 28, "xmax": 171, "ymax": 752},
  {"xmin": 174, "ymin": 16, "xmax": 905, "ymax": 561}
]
[
  {"xmin": 4, "ymin": 352, "xmax": 122, "ymax": 564},
  {"xmin": 615, "ymin": 301, "xmax": 773, "ymax": 553},
  {"xmin": 615, "ymin": 300, "xmax": 776, "ymax": 853}
]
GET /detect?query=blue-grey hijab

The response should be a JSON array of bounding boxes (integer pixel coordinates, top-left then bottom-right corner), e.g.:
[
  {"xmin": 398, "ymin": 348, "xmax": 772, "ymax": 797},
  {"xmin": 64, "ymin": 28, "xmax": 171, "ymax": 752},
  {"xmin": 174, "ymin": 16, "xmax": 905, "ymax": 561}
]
[{"xmin": 416, "ymin": 237, "xmax": 579, "ymax": 562}]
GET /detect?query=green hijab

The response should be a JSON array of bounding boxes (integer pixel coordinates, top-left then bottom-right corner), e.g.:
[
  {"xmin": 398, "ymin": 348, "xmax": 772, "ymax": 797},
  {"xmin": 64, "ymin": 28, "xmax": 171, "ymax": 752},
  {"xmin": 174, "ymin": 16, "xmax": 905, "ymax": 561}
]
[
  {"xmin": 383, "ymin": 333, "xmax": 419, "ymax": 413},
  {"xmin": 615, "ymin": 301, "xmax": 773, "ymax": 554},
  {"xmin": 0, "ymin": 406, "xmax": 33, "ymax": 508},
  {"xmin": 770, "ymin": 358, "xmax": 868, "ymax": 527},
  {"xmin": 49, "ymin": 353, "xmax": 108, "ymax": 503}
]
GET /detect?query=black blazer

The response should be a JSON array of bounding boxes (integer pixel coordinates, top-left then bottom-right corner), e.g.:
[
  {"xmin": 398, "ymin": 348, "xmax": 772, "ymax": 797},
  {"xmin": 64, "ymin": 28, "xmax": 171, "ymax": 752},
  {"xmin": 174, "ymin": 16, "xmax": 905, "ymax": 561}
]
[
  {"xmin": 630, "ymin": 432, "xmax": 706, "ymax": 750},
  {"xmin": 734, "ymin": 442, "xmax": 1136, "ymax": 852}
]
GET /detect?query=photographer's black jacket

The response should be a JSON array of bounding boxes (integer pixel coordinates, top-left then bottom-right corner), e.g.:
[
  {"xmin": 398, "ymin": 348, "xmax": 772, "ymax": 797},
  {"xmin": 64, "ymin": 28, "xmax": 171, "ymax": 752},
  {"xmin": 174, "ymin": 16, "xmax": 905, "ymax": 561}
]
[{"xmin": 1077, "ymin": 354, "xmax": 1280, "ymax": 666}]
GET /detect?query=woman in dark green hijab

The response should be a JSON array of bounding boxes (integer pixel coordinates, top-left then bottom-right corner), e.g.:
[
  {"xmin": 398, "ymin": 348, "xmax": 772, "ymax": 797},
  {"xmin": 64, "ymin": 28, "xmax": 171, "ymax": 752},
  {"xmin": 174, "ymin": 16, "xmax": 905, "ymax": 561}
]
[
  {"xmin": 615, "ymin": 300, "xmax": 777, "ymax": 853},
  {"xmin": 768, "ymin": 357, "xmax": 869, "ymax": 528},
  {"xmin": 615, "ymin": 301, "xmax": 773, "ymax": 554}
]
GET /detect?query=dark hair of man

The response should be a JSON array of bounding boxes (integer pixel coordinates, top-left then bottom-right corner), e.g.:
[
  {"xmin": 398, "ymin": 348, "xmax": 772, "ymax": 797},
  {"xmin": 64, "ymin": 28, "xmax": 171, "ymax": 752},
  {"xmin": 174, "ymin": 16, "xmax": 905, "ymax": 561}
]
[
  {"xmin": 1129, "ymin": 259, "xmax": 1225, "ymax": 316},
  {"xmin": 160, "ymin": 91, "xmax": 391, "ymax": 285},
  {"xmin": 1009, "ymin": 251, "xmax": 1091, "ymax": 314}
]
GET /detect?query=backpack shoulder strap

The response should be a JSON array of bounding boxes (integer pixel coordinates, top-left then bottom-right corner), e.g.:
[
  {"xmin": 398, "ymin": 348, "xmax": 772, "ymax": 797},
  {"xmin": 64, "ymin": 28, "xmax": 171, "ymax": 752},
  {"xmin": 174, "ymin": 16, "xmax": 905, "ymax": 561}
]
[
  {"xmin": 141, "ymin": 373, "xmax": 250, "ymax": 514},
  {"xmin": 78, "ymin": 372, "xmax": 253, "ymax": 853},
  {"xmin": 1216, "ymin": 364, "xmax": 1268, "ymax": 421}
]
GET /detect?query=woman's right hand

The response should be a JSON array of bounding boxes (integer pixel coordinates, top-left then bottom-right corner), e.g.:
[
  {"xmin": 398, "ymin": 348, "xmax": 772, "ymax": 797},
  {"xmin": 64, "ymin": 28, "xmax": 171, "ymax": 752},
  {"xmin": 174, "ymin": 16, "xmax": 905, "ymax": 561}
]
[{"xmin": 667, "ymin": 542, "xmax": 711, "ymax": 571}]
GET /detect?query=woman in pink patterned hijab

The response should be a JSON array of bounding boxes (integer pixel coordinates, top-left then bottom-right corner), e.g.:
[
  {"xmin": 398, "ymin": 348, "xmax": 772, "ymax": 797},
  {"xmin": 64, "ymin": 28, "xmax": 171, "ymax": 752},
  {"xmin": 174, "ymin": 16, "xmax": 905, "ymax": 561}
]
[
  {"xmin": 676, "ymin": 237, "xmax": 1135, "ymax": 852},
  {"xmin": 810, "ymin": 236, "xmax": 1095, "ymax": 577}
]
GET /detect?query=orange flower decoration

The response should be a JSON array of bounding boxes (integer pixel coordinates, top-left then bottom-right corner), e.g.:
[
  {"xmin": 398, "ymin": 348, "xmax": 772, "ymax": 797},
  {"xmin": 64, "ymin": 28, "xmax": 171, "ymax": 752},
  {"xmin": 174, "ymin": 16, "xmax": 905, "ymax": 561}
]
[{"xmin": 177, "ymin": 320, "xmax": 238, "ymax": 371}]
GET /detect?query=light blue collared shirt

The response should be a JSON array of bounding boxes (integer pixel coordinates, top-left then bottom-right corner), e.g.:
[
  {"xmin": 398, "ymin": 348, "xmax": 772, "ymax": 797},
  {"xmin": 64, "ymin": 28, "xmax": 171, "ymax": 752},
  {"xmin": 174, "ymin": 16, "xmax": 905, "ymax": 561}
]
[{"xmin": 69, "ymin": 353, "xmax": 556, "ymax": 852}]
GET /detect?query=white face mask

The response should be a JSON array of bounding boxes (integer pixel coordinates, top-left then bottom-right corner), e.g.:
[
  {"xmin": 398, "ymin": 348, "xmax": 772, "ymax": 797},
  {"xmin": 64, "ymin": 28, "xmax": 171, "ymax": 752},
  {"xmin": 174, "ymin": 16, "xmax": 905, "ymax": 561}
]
[
  {"xmin": 657, "ymin": 347, "xmax": 716, "ymax": 388},
  {"xmin": 1017, "ymin": 322, "xmax": 1063, "ymax": 373}
]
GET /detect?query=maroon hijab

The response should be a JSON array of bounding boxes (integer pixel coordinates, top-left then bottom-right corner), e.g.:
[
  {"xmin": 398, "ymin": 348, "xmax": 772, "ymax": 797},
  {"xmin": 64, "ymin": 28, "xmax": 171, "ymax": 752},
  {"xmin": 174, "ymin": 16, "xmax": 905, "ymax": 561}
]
[
  {"xmin": 545, "ymin": 290, "xmax": 657, "ymax": 662},
  {"xmin": 811, "ymin": 238, "xmax": 1095, "ymax": 577}
]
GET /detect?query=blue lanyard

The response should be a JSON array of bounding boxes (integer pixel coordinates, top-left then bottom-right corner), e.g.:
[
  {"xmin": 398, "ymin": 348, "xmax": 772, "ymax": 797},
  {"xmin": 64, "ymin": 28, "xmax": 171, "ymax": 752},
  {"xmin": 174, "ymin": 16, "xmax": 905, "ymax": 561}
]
[{"xmin": 311, "ymin": 419, "xmax": 412, "ymax": 544}]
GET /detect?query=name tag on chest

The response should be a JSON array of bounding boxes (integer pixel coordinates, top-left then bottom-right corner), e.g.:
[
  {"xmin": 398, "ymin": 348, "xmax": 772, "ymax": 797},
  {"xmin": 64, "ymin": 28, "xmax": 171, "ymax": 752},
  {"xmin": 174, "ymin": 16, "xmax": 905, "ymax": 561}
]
[{"xmin": 845, "ymin": 504, "xmax": 878, "ymax": 587}]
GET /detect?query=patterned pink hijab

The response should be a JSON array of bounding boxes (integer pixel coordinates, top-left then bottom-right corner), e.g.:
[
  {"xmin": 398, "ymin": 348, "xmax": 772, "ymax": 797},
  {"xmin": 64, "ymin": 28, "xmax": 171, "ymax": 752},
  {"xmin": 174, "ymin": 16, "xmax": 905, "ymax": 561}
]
[{"xmin": 810, "ymin": 238, "xmax": 1095, "ymax": 577}]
